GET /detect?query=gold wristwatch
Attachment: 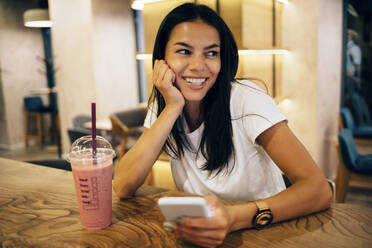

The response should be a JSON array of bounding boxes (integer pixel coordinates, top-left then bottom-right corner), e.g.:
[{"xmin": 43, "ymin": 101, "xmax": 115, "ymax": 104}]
[{"xmin": 252, "ymin": 200, "xmax": 273, "ymax": 229}]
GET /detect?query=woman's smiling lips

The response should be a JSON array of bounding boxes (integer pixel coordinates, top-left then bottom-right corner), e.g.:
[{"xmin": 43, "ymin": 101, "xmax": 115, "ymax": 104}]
[
  {"xmin": 184, "ymin": 77, "xmax": 207, "ymax": 86},
  {"xmin": 182, "ymin": 77, "xmax": 208, "ymax": 90}
]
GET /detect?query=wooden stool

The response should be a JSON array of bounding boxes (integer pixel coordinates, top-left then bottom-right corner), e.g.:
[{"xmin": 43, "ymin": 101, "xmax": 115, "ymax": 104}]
[{"xmin": 24, "ymin": 110, "xmax": 47, "ymax": 148}]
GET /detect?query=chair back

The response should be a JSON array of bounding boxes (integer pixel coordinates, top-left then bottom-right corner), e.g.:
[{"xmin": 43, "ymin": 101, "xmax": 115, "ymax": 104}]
[
  {"xmin": 67, "ymin": 128, "xmax": 91, "ymax": 144},
  {"xmin": 114, "ymin": 106, "xmax": 147, "ymax": 128},
  {"xmin": 338, "ymin": 129, "xmax": 359, "ymax": 171},
  {"xmin": 109, "ymin": 105, "xmax": 147, "ymax": 159},
  {"xmin": 109, "ymin": 115, "xmax": 130, "ymax": 159},
  {"xmin": 350, "ymin": 93, "xmax": 371, "ymax": 125},
  {"xmin": 24, "ymin": 96, "xmax": 46, "ymax": 112},
  {"xmin": 340, "ymin": 107, "xmax": 355, "ymax": 130},
  {"xmin": 110, "ymin": 115, "xmax": 130, "ymax": 140}
]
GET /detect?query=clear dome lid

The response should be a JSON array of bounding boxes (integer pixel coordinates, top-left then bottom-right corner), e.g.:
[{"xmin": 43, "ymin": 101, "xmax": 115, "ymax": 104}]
[{"xmin": 67, "ymin": 135, "xmax": 115, "ymax": 162}]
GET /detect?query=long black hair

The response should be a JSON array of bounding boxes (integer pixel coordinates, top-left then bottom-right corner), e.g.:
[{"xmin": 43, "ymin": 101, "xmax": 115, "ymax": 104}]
[{"xmin": 149, "ymin": 3, "xmax": 238, "ymax": 176}]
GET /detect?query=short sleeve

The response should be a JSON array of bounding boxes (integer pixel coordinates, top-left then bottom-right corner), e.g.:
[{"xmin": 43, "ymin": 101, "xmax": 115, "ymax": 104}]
[
  {"xmin": 143, "ymin": 101, "xmax": 158, "ymax": 128},
  {"xmin": 231, "ymin": 81, "xmax": 287, "ymax": 144},
  {"xmin": 351, "ymin": 46, "xmax": 362, "ymax": 65}
]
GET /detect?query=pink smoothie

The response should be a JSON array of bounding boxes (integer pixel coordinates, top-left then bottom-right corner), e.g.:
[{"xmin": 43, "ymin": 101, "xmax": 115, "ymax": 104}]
[{"xmin": 71, "ymin": 159, "xmax": 113, "ymax": 230}]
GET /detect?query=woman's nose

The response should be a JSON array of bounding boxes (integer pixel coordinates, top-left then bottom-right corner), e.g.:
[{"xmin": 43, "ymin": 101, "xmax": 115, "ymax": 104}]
[{"xmin": 189, "ymin": 54, "xmax": 204, "ymax": 71}]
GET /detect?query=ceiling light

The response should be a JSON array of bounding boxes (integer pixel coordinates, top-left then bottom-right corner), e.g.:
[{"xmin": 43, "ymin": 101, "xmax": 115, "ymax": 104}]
[
  {"xmin": 136, "ymin": 53, "xmax": 153, "ymax": 60},
  {"xmin": 131, "ymin": 1, "xmax": 144, "ymax": 10},
  {"xmin": 276, "ymin": 0, "xmax": 289, "ymax": 4},
  {"xmin": 131, "ymin": 0, "xmax": 164, "ymax": 10},
  {"xmin": 238, "ymin": 49, "xmax": 288, "ymax": 55}
]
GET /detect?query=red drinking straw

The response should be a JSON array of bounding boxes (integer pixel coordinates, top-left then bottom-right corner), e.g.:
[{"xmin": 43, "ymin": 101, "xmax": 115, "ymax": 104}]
[{"xmin": 91, "ymin": 102, "xmax": 97, "ymax": 161}]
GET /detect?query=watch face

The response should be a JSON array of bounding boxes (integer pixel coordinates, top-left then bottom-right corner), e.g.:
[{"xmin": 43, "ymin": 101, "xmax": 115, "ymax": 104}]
[{"xmin": 254, "ymin": 210, "xmax": 273, "ymax": 229}]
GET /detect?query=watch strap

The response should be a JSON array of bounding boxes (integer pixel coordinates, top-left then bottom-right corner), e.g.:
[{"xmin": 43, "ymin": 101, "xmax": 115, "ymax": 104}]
[{"xmin": 255, "ymin": 200, "xmax": 269, "ymax": 211}]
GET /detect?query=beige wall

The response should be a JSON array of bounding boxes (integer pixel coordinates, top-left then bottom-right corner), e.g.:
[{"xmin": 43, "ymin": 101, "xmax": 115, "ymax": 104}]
[
  {"xmin": 49, "ymin": 0, "xmax": 138, "ymax": 155},
  {"xmin": 317, "ymin": 0, "xmax": 342, "ymax": 178},
  {"xmin": 0, "ymin": 0, "xmax": 48, "ymax": 149},
  {"xmin": 91, "ymin": 0, "xmax": 139, "ymax": 117},
  {"xmin": 281, "ymin": 0, "xmax": 319, "ymax": 157},
  {"xmin": 281, "ymin": 0, "xmax": 342, "ymax": 179},
  {"xmin": 242, "ymin": 0, "xmax": 273, "ymax": 49},
  {"xmin": 220, "ymin": 0, "xmax": 242, "ymax": 48}
]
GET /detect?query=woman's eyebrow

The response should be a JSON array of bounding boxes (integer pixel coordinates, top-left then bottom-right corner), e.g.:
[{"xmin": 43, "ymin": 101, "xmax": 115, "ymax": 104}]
[
  {"xmin": 204, "ymin": 44, "xmax": 220, "ymax": 50},
  {"xmin": 173, "ymin": 42, "xmax": 220, "ymax": 50},
  {"xmin": 173, "ymin": 42, "xmax": 192, "ymax": 48}
]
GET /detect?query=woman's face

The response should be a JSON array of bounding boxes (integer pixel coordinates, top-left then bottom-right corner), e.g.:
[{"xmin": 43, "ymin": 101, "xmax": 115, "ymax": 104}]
[{"xmin": 165, "ymin": 20, "xmax": 221, "ymax": 104}]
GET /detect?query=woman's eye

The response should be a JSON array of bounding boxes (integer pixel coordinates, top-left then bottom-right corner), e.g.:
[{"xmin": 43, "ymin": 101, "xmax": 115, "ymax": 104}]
[
  {"xmin": 206, "ymin": 51, "xmax": 219, "ymax": 57},
  {"xmin": 177, "ymin": 49, "xmax": 191, "ymax": 55}
]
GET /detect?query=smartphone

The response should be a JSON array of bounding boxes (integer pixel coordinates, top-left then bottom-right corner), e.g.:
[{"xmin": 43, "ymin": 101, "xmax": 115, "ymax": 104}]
[{"xmin": 158, "ymin": 197, "xmax": 213, "ymax": 221}]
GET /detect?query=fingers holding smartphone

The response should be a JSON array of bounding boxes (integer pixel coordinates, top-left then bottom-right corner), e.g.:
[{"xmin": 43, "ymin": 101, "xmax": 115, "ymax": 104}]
[
  {"xmin": 153, "ymin": 60, "xmax": 184, "ymax": 111},
  {"xmin": 170, "ymin": 195, "xmax": 232, "ymax": 248},
  {"xmin": 158, "ymin": 197, "xmax": 213, "ymax": 221}
]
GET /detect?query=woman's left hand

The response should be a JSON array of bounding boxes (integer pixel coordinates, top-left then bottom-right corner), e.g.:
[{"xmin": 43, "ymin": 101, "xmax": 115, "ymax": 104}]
[{"xmin": 173, "ymin": 195, "xmax": 234, "ymax": 248}]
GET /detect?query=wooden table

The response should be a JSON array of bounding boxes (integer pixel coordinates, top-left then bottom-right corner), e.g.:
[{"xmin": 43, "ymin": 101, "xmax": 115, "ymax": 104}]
[
  {"xmin": 83, "ymin": 118, "xmax": 112, "ymax": 131},
  {"xmin": 0, "ymin": 157, "xmax": 371, "ymax": 248}
]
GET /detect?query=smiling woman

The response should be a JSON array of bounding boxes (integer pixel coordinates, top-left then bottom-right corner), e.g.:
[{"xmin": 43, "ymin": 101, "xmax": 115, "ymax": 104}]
[
  {"xmin": 113, "ymin": 3, "xmax": 332, "ymax": 248},
  {"xmin": 164, "ymin": 20, "xmax": 221, "ymax": 105}
]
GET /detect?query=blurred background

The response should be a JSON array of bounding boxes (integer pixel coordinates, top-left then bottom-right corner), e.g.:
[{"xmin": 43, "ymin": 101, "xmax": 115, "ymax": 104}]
[{"xmin": 0, "ymin": 0, "xmax": 370, "ymax": 205}]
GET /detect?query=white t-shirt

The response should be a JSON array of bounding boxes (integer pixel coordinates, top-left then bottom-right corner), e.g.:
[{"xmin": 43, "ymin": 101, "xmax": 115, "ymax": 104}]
[
  {"xmin": 346, "ymin": 40, "xmax": 362, "ymax": 76},
  {"xmin": 144, "ymin": 80, "xmax": 287, "ymax": 201}
]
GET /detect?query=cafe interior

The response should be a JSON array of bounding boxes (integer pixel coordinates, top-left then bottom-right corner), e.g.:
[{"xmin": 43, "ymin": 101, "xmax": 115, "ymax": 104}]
[{"xmin": 0, "ymin": 0, "xmax": 371, "ymax": 241}]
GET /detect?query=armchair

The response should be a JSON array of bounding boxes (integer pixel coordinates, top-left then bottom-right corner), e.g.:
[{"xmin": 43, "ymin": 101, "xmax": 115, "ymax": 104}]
[
  {"xmin": 339, "ymin": 107, "xmax": 372, "ymax": 145},
  {"xmin": 336, "ymin": 129, "xmax": 372, "ymax": 202},
  {"xmin": 109, "ymin": 105, "xmax": 147, "ymax": 159}
]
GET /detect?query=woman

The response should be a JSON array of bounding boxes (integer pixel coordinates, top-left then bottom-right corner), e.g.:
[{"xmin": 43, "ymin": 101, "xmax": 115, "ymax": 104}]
[{"xmin": 113, "ymin": 3, "xmax": 331, "ymax": 247}]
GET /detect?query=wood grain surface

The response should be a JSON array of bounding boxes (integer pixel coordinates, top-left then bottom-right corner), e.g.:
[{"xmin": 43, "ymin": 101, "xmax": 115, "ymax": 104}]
[{"xmin": 0, "ymin": 158, "xmax": 371, "ymax": 248}]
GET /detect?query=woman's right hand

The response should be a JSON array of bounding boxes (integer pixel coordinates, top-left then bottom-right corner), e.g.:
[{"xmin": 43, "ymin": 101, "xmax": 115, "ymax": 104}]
[{"xmin": 153, "ymin": 60, "xmax": 185, "ymax": 112}]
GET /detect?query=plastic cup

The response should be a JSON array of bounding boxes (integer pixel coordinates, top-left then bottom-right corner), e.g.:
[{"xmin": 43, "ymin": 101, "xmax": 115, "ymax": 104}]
[{"xmin": 67, "ymin": 135, "xmax": 115, "ymax": 230}]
